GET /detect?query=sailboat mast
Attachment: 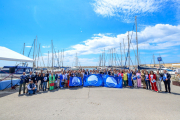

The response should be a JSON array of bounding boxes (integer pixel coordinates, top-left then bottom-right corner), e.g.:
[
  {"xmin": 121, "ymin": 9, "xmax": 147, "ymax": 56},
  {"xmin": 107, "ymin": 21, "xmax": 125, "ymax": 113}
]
[
  {"xmin": 23, "ymin": 43, "xmax": 25, "ymax": 55},
  {"xmin": 37, "ymin": 44, "xmax": 40, "ymax": 68},
  {"xmin": 153, "ymin": 54, "xmax": 155, "ymax": 67},
  {"xmin": 33, "ymin": 39, "xmax": 35, "ymax": 70},
  {"xmin": 48, "ymin": 51, "xmax": 49, "ymax": 68},
  {"xmin": 123, "ymin": 39, "xmax": 126, "ymax": 66},
  {"xmin": 112, "ymin": 48, "xmax": 113, "ymax": 67},
  {"xmin": 114, "ymin": 48, "xmax": 116, "ymax": 66},
  {"xmin": 58, "ymin": 50, "xmax": 60, "ymax": 69},
  {"xmin": 51, "ymin": 40, "xmax": 53, "ymax": 70},
  {"xmin": 135, "ymin": 16, "xmax": 139, "ymax": 66},
  {"xmin": 104, "ymin": 48, "xmax": 105, "ymax": 67},
  {"xmin": 35, "ymin": 36, "xmax": 37, "ymax": 68},
  {"xmin": 109, "ymin": 49, "xmax": 111, "ymax": 66},
  {"xmin": 128, "ymin": 31, "xmax": 130, "ymax": 68},
  {"xmin": 120, "ymin": 43, "xmax": 122, "ymax": 67}
]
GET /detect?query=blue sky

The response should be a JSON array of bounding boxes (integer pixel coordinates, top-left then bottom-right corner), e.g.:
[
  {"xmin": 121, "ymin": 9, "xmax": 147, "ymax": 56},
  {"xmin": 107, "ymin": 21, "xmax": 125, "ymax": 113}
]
[{"xmin": 0, "ymin": 0, "xmax": 180, "ymax": 67}]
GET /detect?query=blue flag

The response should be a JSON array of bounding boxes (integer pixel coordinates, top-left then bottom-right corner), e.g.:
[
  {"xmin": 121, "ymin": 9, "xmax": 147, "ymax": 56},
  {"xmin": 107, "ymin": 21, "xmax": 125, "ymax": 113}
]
[
  {"xmin": 69, "ymin": 77, "xmax": 82, "ymax": 86},
  {"xmin": 83, "ymin": 74, "xmax": 103, "ymax": 87},
  {"xmin": 103, "ymin": 75, "xmax": 123, "ymax": 88}
]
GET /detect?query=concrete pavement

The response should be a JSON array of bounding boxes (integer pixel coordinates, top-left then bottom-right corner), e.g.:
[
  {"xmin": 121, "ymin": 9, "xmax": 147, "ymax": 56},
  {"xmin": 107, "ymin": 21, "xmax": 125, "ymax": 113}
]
[{"xmin": 0, "ymin": 83, "xmax": 180, "ymax": 120}]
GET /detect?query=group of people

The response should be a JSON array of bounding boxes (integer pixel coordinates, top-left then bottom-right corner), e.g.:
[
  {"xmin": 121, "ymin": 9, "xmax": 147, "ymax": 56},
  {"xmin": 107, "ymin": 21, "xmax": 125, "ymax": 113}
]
[{"xmin": 19, "ymin": 68, "xmax": 171, "ymax": 95}]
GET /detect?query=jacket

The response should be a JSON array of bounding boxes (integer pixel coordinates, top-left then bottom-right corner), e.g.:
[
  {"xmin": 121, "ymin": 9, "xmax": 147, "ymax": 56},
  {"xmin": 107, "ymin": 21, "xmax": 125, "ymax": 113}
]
[
  {"xmin": 162, "ymin": 73, "xmax": 171, "ymax": 81},
  {"xmin": 27, "ymin": 74, "xmax": 34, "ymax": 83},
  {"xmin": 20, "ymin": 75, "xmax": 27, "ymax": 84},
  {"xmin": 149, "ymin": 74, "xmax": 156, "ymax": 82}
]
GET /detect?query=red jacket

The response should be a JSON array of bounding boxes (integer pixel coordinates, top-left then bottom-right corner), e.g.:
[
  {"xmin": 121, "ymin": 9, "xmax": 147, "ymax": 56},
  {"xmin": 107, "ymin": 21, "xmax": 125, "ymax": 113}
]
[{"xmin": 149, "ymin": 74, "xmax": 156, "ymax": 82}]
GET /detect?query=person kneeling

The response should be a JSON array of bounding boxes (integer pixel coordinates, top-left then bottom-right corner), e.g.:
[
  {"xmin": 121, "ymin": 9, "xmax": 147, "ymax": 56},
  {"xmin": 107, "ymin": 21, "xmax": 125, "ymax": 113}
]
[{"xmin": 27, "ymin": 80, "xmax": 37, "ymax": 95}]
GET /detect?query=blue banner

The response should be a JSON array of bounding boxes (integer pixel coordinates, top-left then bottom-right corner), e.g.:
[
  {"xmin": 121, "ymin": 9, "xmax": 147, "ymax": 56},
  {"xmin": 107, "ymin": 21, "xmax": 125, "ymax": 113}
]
[
  {"xmin": 83, "ymin": 74, "xmax": 103, "ymax": 87},
  {"xmin": 69, "ymin": 77, "xmax": 82, "ymax": 86},
  {"xmin": 103, "ymin": 75, "xmax": 123, "ymax": 88}
]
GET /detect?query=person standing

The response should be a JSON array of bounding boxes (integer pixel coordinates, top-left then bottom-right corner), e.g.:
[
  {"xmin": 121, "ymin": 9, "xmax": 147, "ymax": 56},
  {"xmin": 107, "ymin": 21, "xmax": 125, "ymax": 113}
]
[
  {"xmin": 156, "ymin": 70, "xmax": 162, "ymax": 92},
  {"xmin": 37, "ymin": 73, "xmax": 42, "ymax": 92},
  {"xmin": 42, "ymin": 73, "xmax": 47, "ymax": 91},
  {"xmin": 149, "ymin": 71, "xmax": 158, "ymax": 92},
  {"xmin": 49, "ymin": 72, "xmax": 55, "ymax": 90},
  {"xmin": 145, "ymin": 71, "xmax": 151, "ymax": 90},
  {"xmin": 141, "ymin": 70, "xmax": 146, "ymax": 89},
  {"xmin": 162, "ymin": 70, "xmax": 171, "ymax": 93},
  {"xmin": 46, "ymin": 71, "xmax": 50, "ymax": 89},
  {"xmin": 136, "ymin": 70, "xmax": 141, "ymax": 88},
  {"xmin": 132, "ymin": 71, "xmax": 137, "ymax": 88},
  {"xmin": 127, "ymin": 70, "xmax": 132, "ymax": 87},
  {"xmin": 60, "ymin": 72, "xmax": 65, "ymax": 89},
  {"xmin": 85, "ymin": 69, "xmax": 89, "ymax": 75},
  {"xmin": 123, "ymin": 70, "xmax": 128, "ymax": 87},
  {"xmin": 33, "ymin": 72, "xmax": 38, "ymax": 86},
  {"xmin": 80, "ymin": 71, "xmax": 84, "ymax": 86},
  {"xmin": 19, "ymin": 72, "xmax": 27, "ymax": 95}
]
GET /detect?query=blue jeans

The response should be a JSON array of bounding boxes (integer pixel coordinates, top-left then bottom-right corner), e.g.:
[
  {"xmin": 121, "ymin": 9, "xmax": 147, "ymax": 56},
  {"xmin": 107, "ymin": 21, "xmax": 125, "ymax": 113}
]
[
  {"xmin": 145, "ymin": 80, "xmax": 151, "ymax": 89},
  {"xmin": 43, "ymin": 82, "xmax": 47, "ymax": 90},
  {"xmin": 28, "ymin": 89, "xmax": 37, "ymax": 94}
]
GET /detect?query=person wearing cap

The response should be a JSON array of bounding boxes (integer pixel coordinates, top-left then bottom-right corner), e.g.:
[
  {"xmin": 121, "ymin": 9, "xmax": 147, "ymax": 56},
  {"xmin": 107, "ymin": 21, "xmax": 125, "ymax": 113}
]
[{"xmin": 27, "ymin": 80, "xmax": 37, "ymax": 94}]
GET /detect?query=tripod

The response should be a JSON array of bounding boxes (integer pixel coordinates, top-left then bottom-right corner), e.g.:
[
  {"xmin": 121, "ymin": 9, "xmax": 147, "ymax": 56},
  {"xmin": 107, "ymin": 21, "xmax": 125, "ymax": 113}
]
[{"xmin": 2, "ymin": 75, "xmax": 16, "ymax": 91}]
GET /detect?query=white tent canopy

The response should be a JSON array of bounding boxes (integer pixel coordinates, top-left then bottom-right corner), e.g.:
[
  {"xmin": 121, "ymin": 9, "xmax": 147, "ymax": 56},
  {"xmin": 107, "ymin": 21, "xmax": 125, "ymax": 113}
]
[{"xmin": 0, "ymin": 46, "xmax": 34, "ymax": 62}]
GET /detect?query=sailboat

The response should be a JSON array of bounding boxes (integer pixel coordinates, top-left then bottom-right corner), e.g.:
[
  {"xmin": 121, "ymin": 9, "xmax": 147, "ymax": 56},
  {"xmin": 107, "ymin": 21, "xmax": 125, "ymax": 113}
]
[{"xmin": 71, "ymin": 53, "xmax": 81, "ymax": 70}]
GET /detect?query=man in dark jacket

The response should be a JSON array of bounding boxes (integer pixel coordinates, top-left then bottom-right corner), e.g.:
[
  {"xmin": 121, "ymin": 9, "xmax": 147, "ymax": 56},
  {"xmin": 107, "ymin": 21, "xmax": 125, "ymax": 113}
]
[
  {"xmin": 162, "ymin": 70, "xmax": 171, "ymax": 93},
  {"xmin": 26, "ymin": 71, "xmax": 34, "ymax": 83},
  {"xmin": 33, "ymin": 72, "xmax": 38, "ymax": 85},
  {"xmin": 19, "ymin": 72, "xmax": 27, "ymax": 95},
  {"xmin": 85, "ymin": 69, "xmax": 89, "ymax": 75}
]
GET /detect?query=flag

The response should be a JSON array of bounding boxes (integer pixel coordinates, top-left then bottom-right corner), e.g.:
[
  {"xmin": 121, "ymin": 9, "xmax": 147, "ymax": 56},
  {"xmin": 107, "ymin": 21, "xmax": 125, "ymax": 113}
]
[
  {"xmin": 83, "ymin": 74, "xmax": 103, "ymax": 87},
  {"xmin": 69, "ymin": 77, "xmax": 82, "ymax": 86},
  {"xmin": 103, "ymin": 75, "xmax": 123, "ymax": 88}
]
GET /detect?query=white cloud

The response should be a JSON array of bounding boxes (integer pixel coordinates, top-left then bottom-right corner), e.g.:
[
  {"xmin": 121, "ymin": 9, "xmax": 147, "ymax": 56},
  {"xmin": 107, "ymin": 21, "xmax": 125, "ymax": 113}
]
[
  {"xmin": 92, "ymin": 0, "xmax": 179, "ymax": 22},
  {"xmin": 34, "ymin": 24, "xmax": 180, "ymax": 66},
  {"xmin": 66, "ymin": 24, "xmax": 180, "ymax": 55},
  {"xmin": 26, "ymin": 46, "xmax": 32, "ymax": 48},
  {"xmin": 42, "ymin": 45, "xmax": 50, "ymax": 48}
]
